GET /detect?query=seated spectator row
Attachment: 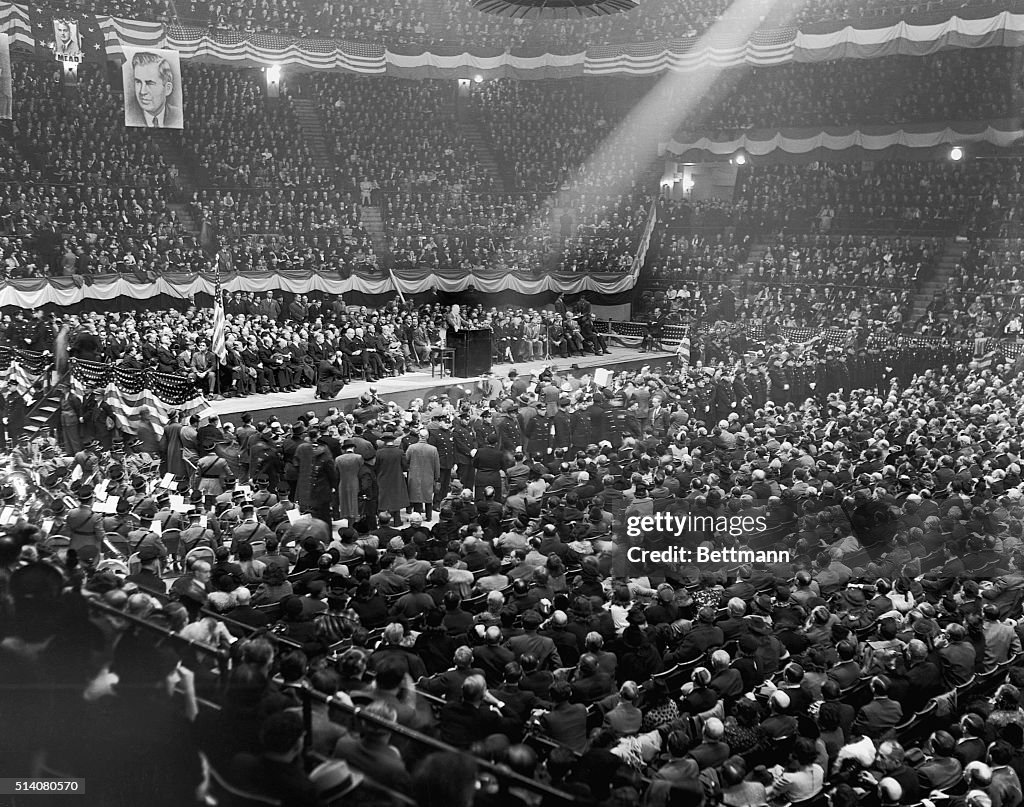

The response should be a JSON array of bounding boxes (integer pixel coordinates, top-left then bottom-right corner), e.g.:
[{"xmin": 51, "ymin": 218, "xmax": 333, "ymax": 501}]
[
  {"xmin": 734, "ymin": 159, "xmax": 1018, "ymax": 235},
  {"xmin": 752, "ymin": 234, "xmax": 938, "ymax": 289},
  {"xmin": 471, "ymin": 78, "xmax": 635, "ymax": 193},
  {"xmin": 682, "ymin": 48, "xmax": 1015, "ymax": 131},
  {"xmin": 313, "ymin": 75, "xmax": 494, "ymax": 201},
  {"xmin": 184, "ymin": 65, "xmax": 328, "ymax": 188},
  {"xmin": 41, "ymin": 0, "xmax": 983, "ymax": 51},
  {"xmin": 0, "ymin": 60, "xmax": 194, "ymax": 277},
  {"xmin": 189, "ymin": 188, "xmax": 368, "ymax": 240},
  {"xmin": 917, "ymin": 239, "xmax": 1024, "ymax": 339},
  {"xmin": 14, "ymin": 61, "xmax": 176, "ymax": 189}
]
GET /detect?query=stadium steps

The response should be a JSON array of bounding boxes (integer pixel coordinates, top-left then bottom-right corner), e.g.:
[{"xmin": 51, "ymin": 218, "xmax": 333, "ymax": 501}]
[
  {"xmin": 151, "ymin": 130, "xmax": 206, "ymax": 194},
  {"xmin": 169, "ymin": 202, "xmax": 200, "ymax": 237},
  {"xmin": 22, "ymin": 380, "xmax": 68, "ymax": 438},
  {"xmin": 907, "ymin": 239, "xmax": 966, "ymax": 325},
  {"xmin": 459, "ymin": 114, "xmax": 513, "ymax": 194},
  {"xmin": 359, "ymin": 205, "xmax": 388, "ymax": 253},
  {"xmin": 732, "ymin": 240, "xmax": 773, "ymax": 291},
  {"xmin": 290, "ymin": 97, "xmax": 334, "ymax": 171}
]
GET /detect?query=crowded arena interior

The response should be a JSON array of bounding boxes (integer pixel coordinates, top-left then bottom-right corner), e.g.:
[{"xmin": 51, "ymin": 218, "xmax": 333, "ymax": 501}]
[{"xmin": 5, "ymin": 1, "xmax": 1024, "ymax": 806}]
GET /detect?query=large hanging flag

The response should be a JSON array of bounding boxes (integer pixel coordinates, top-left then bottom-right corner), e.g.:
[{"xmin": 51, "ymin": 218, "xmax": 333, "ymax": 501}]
[
  {"xmin": 32, "ymin": 12, "xmax": 104, "ymax": 62},
  {"xmin": 211, "ymin": 263, "xmax": 227, "ymax": 363},
  {"xmin": 0, "ymin": 34, "xmax": 10, "ymax": 121},
  {"xmin": 121, "ymin": 46, "xmax": 184, "ymax": 129}
]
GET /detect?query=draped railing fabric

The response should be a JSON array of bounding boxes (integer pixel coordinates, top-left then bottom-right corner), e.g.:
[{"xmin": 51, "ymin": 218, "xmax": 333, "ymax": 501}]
[
  {"xmin": 71, "ymin": 358, "xmax": 210, "ymax": 435},
  {"xmin": 0, "ymin": 2, "xmax": 1017, "ymax": 77},
  {"xmin": 0, "ymin": 346, "xmax": 49, "ymax": 402},
  {"xmin": 661, "ymin": 119, "xmax": 1024, "ymax": 160},
  {"xmin": 0, "ymin": 267, "xmax": 638, "ymax": 308}
]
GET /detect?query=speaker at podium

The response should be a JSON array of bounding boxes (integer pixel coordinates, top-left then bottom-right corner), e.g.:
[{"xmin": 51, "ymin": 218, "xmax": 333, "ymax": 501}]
[{"xmin": 446, "ymin": 328, "xmax": 492, "ymax": 377}]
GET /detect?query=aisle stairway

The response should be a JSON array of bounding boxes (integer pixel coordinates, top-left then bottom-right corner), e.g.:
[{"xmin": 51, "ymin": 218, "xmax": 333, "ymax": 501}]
[
  {"xmin": 642, "ymin": 238, "xmax": 772, "ymax": 293},
  {"xmin": 360, "ymin": 205, "xmax": 388, "ymax": 253},
  {"xmin": 290, "ymin": 97, "xmax": 334, "ymax": 172},
  {"xmin": 459, "ymin": 114, "xmax": 512, "ymax": 194},
  {"xmin": 151, "ymin": 130, "xmax": 204, "ymax": 195},
  {"xmin": 22, "ymin": 376, "xmax": 67, "ymax": 439},
  {"xmin": 906, "ymin": 239, "xmax": 966, "ymax": 325},
  {"xmin": 169, "ymin": 202, "xmax": 200, "ymax": 238}
]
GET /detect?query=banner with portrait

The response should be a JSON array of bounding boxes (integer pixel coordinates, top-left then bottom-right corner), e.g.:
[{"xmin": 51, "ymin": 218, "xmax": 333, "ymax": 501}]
[
  {"xmin": 0, "ymin": 34, "xmax": 10, "ymax": 121},
  {"xmin": 121, "ymin": 46, "xmax": 183, "ymax": 129},
  {"xmin": 31, "ymin": 13, "xmax": 103, "ymax": 62},
  {"xmin": 52, "ymin": 18, "xmax": 83, "ymax": 61}
]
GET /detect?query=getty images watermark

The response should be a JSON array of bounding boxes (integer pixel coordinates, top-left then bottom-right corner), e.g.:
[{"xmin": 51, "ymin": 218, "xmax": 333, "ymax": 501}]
[
  {"xmin": 623, "ymin": 514, "xmax": 789, "ymax": 564},
  {"xmin": 613, "ymin": 501, "xmax": 797, "ymax": 578},
  {"xmin": 612, "ymin": 492, "xmax": 1018, "ymax": 580}
]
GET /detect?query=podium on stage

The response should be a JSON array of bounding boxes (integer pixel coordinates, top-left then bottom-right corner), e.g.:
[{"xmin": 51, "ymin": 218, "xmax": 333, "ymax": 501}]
[{"xmin": 446, "ymin": 328, "xmax": 492, "ymax": 377}]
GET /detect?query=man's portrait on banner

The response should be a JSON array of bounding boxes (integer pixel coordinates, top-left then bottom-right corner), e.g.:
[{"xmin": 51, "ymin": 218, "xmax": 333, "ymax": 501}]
[
  {"xmin": 53, "ymin": 19, "xmax": 83, "ymax": 62},
  {"xmin": 122, "ymin": 49, "xmax": 184, "ymax": 129}
]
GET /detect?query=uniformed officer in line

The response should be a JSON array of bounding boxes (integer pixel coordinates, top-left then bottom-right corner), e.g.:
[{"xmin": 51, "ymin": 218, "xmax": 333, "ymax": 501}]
[
  {"xmin": 428, "ymin": 412, "xmax": 456, "ymax": 509},
  {"xmin": 452, "ymin": 410, "xmax": 478, "ymax": 490}
]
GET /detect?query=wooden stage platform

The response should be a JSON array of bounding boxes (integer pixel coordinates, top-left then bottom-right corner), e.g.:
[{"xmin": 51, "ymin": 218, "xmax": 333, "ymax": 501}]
[{"xmin": 204, "ymin": 346, "xmax": 676, "ymax": 424}]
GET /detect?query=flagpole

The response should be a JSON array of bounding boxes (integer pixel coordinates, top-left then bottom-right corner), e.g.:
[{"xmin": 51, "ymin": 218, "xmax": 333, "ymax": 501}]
[{"xmin": 211, "ymin": 255, "xmax": 227, "ymax": 401}]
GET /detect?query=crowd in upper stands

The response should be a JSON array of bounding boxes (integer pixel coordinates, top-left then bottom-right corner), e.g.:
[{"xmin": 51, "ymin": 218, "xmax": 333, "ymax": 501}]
[
  {"xmin": 470, "ymin": 79, "xmax": 635, "ymax": 194},
  {"xmin": 184, "ymin": 65, "xmax": 328, "ymax": 189},
  {"xmin": 681, "ymin": 49, "xmax": 1015, "ymax": 132},
  {"xmin": 0, "ymin": 61, "xmax": 193, "ymax": 278},
  {"xmin": 732, "ymin": 160, "xmax": 1014, "ymax": 237},
  {"xmin": 915, "ymin": 239, "xmax": 1024, "ymax": 341},
  {"xmin": 34, "ymin": 0, "xmax": 997, "ymax": 51}
]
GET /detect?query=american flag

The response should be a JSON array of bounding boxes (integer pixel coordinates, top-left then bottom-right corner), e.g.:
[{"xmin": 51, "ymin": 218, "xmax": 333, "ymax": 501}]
[
  {"xmin": 211, "ymin": 262, "xmax": 227, "ymax": 363},
  {"xmin": 0, "ymin": 3, "xmax": 33, "ymax": 48},
  {"xmin": 164, "ymin": 25, "xmax": 386, "ymax": 72},
  {"xmin": 95, "ymin": 14, "xmax": 167, "ymax": 58},
  {"xmin": 71, "ymin": 359, "xmax": 209, "ymax": 438}
]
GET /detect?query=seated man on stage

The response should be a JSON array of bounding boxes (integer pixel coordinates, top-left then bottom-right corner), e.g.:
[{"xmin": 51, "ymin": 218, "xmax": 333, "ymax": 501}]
[
  {"xmin": 411, "ymin": 319, "xmax": 432, "ymax": 366},
  {"xmin": 355, "ymin": 326, "xmax": 387, "ymax": 380},
  {"xmin": 270, "ymin": 338, "xmax": 298, "ymax": 391},
  {"xmin": 579, "ymin": 314, "xmax": 610, "ymax": 356},
  {"xmin": 521, "ymin": 315, "xmax": 546, "ymax": 362},
  {"xmin": 381, "ymin": 324, "xmax": 407, "ymax": 375},
  {"xmin": 339, "ymin": 326, "xmax": 371, "ymax": 382}
]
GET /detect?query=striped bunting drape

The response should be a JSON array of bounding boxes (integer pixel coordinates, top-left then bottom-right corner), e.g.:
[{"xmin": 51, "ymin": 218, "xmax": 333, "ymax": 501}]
[
  {"xmin": 0, "ymin": 1, "xmax": 1008, "ymax": 76},
  {"xmin": 71, "ymin": 359, "xmax": 209, "ymax": 437}
]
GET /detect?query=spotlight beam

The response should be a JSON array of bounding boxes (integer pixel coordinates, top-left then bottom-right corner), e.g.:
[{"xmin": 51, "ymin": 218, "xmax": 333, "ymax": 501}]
[{"xmin": 514, "ymin": 0, "xmax": 806, "ymax": 277}]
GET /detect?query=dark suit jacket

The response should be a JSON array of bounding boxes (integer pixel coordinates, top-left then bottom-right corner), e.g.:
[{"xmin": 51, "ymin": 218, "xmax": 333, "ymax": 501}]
[
  {"xmin": 541, "ymin": 703, "xmax": 588, "ymax": 752},
  {"xmin": 853, "ymin": 696, "xmax": 903, "ymax": 737}
]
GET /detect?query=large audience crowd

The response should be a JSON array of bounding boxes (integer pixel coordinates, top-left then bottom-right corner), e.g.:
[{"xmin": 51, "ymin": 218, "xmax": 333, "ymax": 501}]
[
  {"xmin": 1, "ymin": 49, "xmax": 1019, "ymax": 281},
  {"xmin": 0, "ymin": 60, "xmax": 193, "ymax": 278},
  {"xmin": 470, "ymin": 79, "xmax": 635, "ymax": 195},
  {"xmin": 732, "ymin": 160, "xmax": 1016, "ymax": 237},
  {"xmin": 33, "ymin": 0, "xmax": 992, "ymax": 51},
  {"xmin": 682, "ymin": 49, "xmax": 1014, "ymax": 132},
  {"xmin": 6, "ymin": 297, "xmax": 1024, "ymax": 807},
  {"xmin": 916, "ymin": 239, "xmax": 1024, "ymax": 341},
  {"xmin": 184, "ymin": 65, "xmax": 328, "ymax": 190}
]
